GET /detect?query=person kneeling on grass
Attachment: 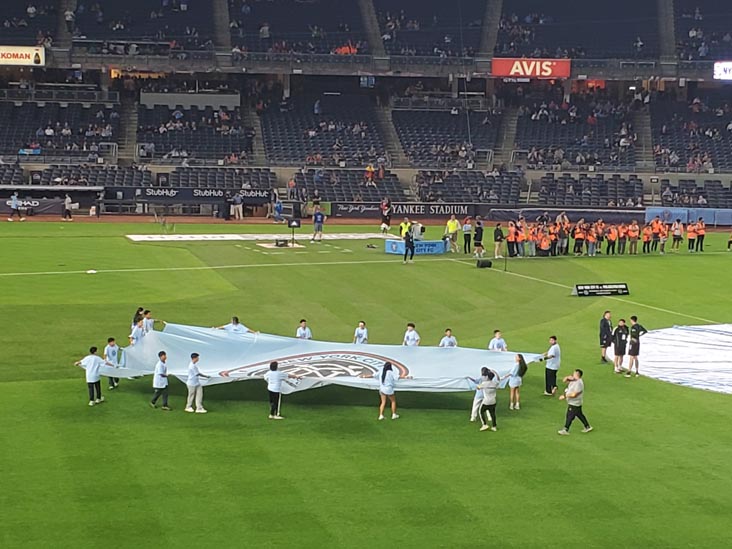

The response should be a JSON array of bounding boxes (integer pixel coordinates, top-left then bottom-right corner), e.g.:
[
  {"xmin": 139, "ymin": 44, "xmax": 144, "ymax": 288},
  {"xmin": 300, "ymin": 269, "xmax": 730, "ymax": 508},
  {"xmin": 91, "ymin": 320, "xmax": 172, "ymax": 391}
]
[
  {"xmin": 75, "ymin": 346, "xmax": 113, "ymax": 407},
  {"xmin": 361, "ymin": 362, "xmax": 411, "ymax": 420},
  {"xmin": 558, "ymin": 369, "xmax": 592, "ymax": 435},
  {"xmin": 264, "ymin": 361, "xmax": 301, "ymax": 420}
]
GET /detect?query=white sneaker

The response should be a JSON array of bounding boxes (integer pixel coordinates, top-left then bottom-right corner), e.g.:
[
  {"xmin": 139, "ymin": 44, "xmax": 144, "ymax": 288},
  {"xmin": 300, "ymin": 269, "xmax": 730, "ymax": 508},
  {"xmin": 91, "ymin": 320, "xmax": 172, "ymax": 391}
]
[
  {"xmin": 557, "ymin": 429, "xmax": 569, "ymax": 436},
  {"xmin": 490, "ymin": 427, "xmax": 497, "ymax": 432},
  {"xmin": 88, "ymin": 401, "xmax": 95, "ymax": 406},
  {"xmin": 582, "ymin": 426, "xmax": 593, "ymax": 433},
  {"xmin": 195, "ymin": 408, "xmax": 208, "ymax": 414},
  {"xmin": 268, "ymin": 414, "xmax": 275, "ymax": 419},
  {"xmin": 515, "ymin": 403, "xmax": 520, "ymax": 410},
  {"xmin": 185, "ymin": 407, "xmax": 194, "ymax": 413},
  {"xmin": 20, "ymin": 217, "xmax": 25, "ymax": 221},
  {"xmin": 391, "ymin": 413, "xmax": 399, "ymax": 420},
  {"xmin": 273, "ymin": 415, "xmax": 284, "ymax": 420},
  {"xmin": 543, "ymin": 391, "xmax": 552, "ymax": 396},
  {"xmin": 402, "ymin": 260, "xmax": 407, "ymax": 264},
  {"xmin": 378, "ymin": 415, "xmax": 384, "ymax": 420},
  {"xmin": 469, "ymin": 417, "xmax": 476, "ymax": 422},
  {"xmin": 7, "ymin": 218, "xmax": 12, "ymax": 222},
  {"xmin": 480, "ymin": 425, "xmax": 490, "ymax": 431},
  {"xmin": 509, "ymin": 403, "xmax": 514, "ymax": 410},
  {"xmin": 408, "ymin": 259, "xmax": 414, "ymax": 264}
]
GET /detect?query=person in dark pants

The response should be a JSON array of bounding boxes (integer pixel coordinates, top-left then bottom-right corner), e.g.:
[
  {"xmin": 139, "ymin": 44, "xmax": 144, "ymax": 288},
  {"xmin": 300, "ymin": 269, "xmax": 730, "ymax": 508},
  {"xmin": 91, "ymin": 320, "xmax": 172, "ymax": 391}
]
[
  {"xmin": 542, "ymin": 335, "xmax": 561, "ymax": 396},
  {"xmin": 403, "ymin": 223, "xmax": 415, "ymax": 264},
  {"xmin": 150, "ymin": 351, "xmax": 171, "ymax": 410},
  {"xmin": 612, "ymin": 319, "xmax": 629, "ymax": 374},
  {"xmin": 462, "ymin": 217, "xmax": 472, "ymax": 254},
  {"xmin": 264, "ymin": 361, "xmax": 300, "ymax": 419},
  {"xmin": 695, "ymin": 218, "xmax": 706, "ymax": 252},
  {"xmin": 558, "ymin": 369, "xmax": 592, "ymax": 435},
  {"xmin": 75, "ymin": 346, "xmax": 111, "ymax": 407},
  {"xmin": 599, "ymin": 310, "xmax": 613, "ymax": 363},
  {"xmin": 475, "ymin": 367, "xmax": 499, "ymax": 432}
]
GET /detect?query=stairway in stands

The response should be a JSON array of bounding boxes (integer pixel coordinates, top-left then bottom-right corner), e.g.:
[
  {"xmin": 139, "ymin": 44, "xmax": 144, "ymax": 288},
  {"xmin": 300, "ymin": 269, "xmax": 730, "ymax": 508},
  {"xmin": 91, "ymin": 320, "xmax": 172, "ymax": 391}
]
[
  {"xmin": 55, "ymin": 0, "xmax": 74, "ymax": 49},
  {"xmin": 117, "ymin": 95, "xmax": 139, "ymax": 163},
  {"xmin": 241, "ymin": 100, "xmax": 268, "ymax": 165},
  {"xmin": 359, "ymin": 0, "xmax": 386, "ymax": 56},
  {"xmin": 212, "ymin": 0, "xmax": 232, "ymax": 51},
  {"xmin": 631, "ymin": 108, "xmax": 656, "ymax": 170},
  {"xmin": 657, "ymin": 0, "xmax": 677, "ymax": 61},
  {"xmin": 479, "ymin": 0, "xmax": 503, "ymax": 56},
  {"xmin": 374, "ymin": 107, "xmax": 408, "ymax": 167},
  {"xmin": 492, "ymin": 107, "xmax": 518, "ymax": 169}
]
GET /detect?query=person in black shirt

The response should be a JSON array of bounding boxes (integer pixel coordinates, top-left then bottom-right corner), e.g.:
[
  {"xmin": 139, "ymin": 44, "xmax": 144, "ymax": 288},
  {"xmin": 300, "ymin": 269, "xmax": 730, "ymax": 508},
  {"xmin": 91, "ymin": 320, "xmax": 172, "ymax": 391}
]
[
  {"xmin": 403, "ymin": 224, "xmax": 415, "ymax": 264},
  {"xmin": 473, "ymin": 216, "xmax": 485, "ymax": 258},
  {"xmin": 612, "ymin": 319, "xmax": 629, "ymax": 374},
  {"xmin": 493, "ymin": 223, "xmax": 504, "ymax": 259},
  {"xmin": 599, "ymin": 310, "xmax": 613, "ymax": 363},
  {"xmin": 626, "ymin": 315, "xmax": 648, "ymax": 378}
]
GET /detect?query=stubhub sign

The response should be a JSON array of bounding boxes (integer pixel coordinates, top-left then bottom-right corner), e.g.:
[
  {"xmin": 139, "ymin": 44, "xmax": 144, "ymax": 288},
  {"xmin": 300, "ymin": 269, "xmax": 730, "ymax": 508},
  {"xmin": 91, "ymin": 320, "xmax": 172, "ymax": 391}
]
[{"xmin": 713, "ymin": 61, "xmax": 732, "ymax": 80}]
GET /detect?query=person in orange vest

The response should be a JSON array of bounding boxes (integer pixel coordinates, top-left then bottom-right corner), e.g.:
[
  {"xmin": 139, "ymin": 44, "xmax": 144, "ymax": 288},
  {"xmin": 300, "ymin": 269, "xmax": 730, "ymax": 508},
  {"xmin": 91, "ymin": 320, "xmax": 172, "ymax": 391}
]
[
  {"xmin": 695, "ymin": 217, "xmax": 706, "ymax": 252},
  {"xmin": 538, "ymin": 231, "xmax": 552, "ymax": 256},
  {"xmin": 617, "ymin": 223, "xmax": 627, "ymax": 255},
  {"xmin": 549, "ymin": 223, "xmax": 558, "ymax": 256},
  {"xmin": 641, "ymin": 224, "xmax": 652, "ymax": 254},
  {"xmin": 587, "ymin": 226, "xmax": 598, "ymax": 257},
  {"xmin": 627, "ymin": 221, "xmax": 640, "ymax": 255},
  {"xmin": 527, "ymin": 224, "xmax": 537, "ymax": 257},
  {"xmin": 686, "ymin": 221, "xmax": 697, "ymax": 253},
  {"xmin": 506, "ymin": 221, "xmax": 517, "ymax": 257},
  {"xmin": 595, "ymin": 219, "xmax": 605, "ymax": 255},
  {"xmin": 659, "ymin": 222, "xmax": 668, "ymax": 255},
  {"xmin": 670, "ymin": 219, "xmax": 684, "ymax": 251},
  {"xmin": 606, "ymin": 224, "xmax": 618, "ymax": 255},
  {"xmin": 650, "ymin": 216, "xmax": 662, "ymax": 252},
  {"xmin": 516, "ymin": 220, "xmax": 527, "ymax": 257},
  {"xmin": 573, "ymin": 219, "xmax": 586, "ymax": 256},
  {"xmin": 558, "ymin": 222, "xmax": 569, "ymax": 255}
]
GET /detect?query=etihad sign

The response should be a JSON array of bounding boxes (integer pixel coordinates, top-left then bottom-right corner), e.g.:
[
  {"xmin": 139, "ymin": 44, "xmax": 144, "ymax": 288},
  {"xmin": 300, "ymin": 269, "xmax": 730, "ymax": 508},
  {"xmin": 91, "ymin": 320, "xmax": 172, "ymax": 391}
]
[{"xmin": 492, "ymin": 58, "xmax": 571, "ymax": 79}]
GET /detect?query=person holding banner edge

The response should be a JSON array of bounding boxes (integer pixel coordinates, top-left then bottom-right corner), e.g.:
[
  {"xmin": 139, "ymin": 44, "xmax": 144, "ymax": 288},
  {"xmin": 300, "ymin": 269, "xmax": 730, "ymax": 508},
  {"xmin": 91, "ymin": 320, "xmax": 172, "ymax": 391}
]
[{"xmin": 264, "ymin": 361, "xmax": 301, "ymax": 419}]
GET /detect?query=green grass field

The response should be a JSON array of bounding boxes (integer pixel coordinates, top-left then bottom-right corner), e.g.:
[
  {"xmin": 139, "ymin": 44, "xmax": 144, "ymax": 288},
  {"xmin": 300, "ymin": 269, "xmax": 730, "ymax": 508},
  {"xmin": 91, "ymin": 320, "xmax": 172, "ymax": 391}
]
[{"xmin": 1, "ymin": 221, "xmax": 731, "ymax": 548}]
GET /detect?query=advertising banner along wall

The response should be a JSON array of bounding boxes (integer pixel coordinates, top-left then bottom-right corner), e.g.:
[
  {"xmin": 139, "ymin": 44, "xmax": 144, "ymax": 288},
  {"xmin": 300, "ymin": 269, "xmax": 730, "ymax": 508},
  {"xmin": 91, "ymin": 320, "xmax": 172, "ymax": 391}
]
[
  {"xmin": 0, "ymin": 45, "xmax": 45, "ymax": 66},
  {"xmin": 491, "ymin": 58, "xmax": 571, "ymax": 79}
]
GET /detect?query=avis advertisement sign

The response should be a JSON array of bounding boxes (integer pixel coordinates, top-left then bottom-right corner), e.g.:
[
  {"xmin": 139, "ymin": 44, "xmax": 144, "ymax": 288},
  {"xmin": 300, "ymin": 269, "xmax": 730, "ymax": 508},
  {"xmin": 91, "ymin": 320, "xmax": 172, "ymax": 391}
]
[
  {"xmin": 491, "ymin": 58, "xmax": 571, "ymax": 79},
  {"xmin": 0, "ymin": 45, "xmax": 45, "ymax": 66}
]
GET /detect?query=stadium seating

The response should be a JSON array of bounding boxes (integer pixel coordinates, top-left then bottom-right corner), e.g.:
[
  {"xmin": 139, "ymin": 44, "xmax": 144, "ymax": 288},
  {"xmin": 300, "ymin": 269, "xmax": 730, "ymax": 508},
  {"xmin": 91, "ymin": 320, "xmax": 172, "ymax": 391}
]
[
  {"xmin": 167, "ymin": 167, "xmax": 276, "ymax": 189},
  {"xmin": 415, "ymin": 170, "xmax": 522, "ymax": 203},
  {"xmin": 0, "ymin": 1, "xmax": 55, "ymax": 46},
  {"xmin": 534, "ymin": 173, "xmax": 644, "ymax": 207},
  {"xmin": 294, "ymin": 168, "xmax": 407, "ymax": 202},
  {"xmin": 0, "ymin": 101, "xmax": 120, "ymax": 156},
  {"xmin": 0, "ymin": 164, "xmax": 25, "ymax": 185},
  {"xmin": 393, "ymin": 109, "xmax": 501, "ymax": 168},
  {"xmin": 39, "ymin": 165, "xmax": 152, "ymax": 186},
  {"xmin": 260, "ymin": 95, "xmax": 386, "ymax": 166},
  {"xmin": 229, "ymin": 0, "xmax": 368, "ymax": 55},
  {"xmin": 650, "ymin": 93, "xmax": 732, "ymax": 172},
  {"xmin": 515, "ymin": 92, "xmax": 637, "ymax": 170},
  {"xmin": 496, "ymin": 0, "xmax": 659, "ymax": 58},
  {"xmin": 374, "ymin": 0, "xmax": 483, "ymax": 57},
  {"xmin": 137, "ymin": 105, "xmax": 254, "ymax": 161},
  {"xmin": 73, "ymin": 0, "xmax": 214, "ymax": 50},
  {"xmin": 675, "ymin": 1, "xmax": 732, "ymax": 60},
  {"xmin": 658, "ymin": 178, "xmax": 732, "ymax": 208}
]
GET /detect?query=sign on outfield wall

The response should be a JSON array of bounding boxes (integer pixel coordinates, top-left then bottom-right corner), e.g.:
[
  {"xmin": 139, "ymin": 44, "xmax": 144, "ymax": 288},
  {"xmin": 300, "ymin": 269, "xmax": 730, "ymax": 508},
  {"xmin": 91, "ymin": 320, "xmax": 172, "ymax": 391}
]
[
  {"xmin": 713, "ymin": 61, "xmax": 732, "ymax": 80},
  {"xmin": 107, "ymin": 187, "xmax": 271, "ymax": 205},
  {"xmin": 0, "ymin": 45, "xmax": 45, "ymax": 66},
  {"xmin": 491, "ymin": 58, "xmax": 571, "ymax": 79},
  {"xmin": 332, "ymin": 202, "xmax": 475, "ymax": 218}
]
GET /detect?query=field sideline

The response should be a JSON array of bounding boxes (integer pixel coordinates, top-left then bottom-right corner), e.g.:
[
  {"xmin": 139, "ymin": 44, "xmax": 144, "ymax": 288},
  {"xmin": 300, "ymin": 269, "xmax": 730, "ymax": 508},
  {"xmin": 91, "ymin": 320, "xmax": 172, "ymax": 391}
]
[{"xmin": 1, "ymin": 222, "xmax": 731, "ymax": 548}]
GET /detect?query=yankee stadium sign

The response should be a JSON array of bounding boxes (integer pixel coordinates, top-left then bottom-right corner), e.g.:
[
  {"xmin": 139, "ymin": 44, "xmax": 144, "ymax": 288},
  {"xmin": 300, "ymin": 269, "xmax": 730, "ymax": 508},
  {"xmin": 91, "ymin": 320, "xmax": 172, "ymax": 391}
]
[{"xmin": 332, "ymin": 202, "xmax": 474, "ymax": 218}]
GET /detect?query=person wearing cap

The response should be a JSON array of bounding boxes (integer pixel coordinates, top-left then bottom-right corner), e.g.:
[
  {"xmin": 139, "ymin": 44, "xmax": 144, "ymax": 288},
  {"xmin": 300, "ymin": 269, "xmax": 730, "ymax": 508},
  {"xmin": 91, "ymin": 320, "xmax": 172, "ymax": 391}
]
[
  {"xmin": 150, "ymin": 351, "xmax": 171, "ymax": 411},
  {"xmin": 184, "ymin": 353, "xmax": 210, "ymax": 413}
]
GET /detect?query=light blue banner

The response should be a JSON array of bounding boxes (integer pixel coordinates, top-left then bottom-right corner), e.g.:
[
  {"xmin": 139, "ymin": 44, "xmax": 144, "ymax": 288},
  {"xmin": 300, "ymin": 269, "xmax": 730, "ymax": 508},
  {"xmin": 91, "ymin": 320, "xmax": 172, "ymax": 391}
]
[
  {"xmin": 384, "ymin": 239, "xmax": 449, "ymax": 255},
  {"xmin": 645, "ymin": 207, "xmax": 732, "ymax": 225}
]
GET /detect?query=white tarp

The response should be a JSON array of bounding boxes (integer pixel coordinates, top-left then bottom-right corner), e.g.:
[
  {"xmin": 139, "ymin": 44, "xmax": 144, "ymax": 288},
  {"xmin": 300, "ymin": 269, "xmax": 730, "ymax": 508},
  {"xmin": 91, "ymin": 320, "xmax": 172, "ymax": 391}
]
[
  {"xmin": 117, "ymin": 323, "xmax": 543, "ymax": 394},
  {"xmin": 607, "ymin": 324, "xmax": 732, "ymax": 394}
]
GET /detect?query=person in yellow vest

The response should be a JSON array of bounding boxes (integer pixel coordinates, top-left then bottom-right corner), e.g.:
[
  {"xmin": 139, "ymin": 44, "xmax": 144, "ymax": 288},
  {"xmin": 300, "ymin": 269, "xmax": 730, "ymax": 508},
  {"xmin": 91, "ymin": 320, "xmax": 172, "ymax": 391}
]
[
  {"xmin": 695, "ymin": 217, "xmax": 706, "ymax": 252},
  {"xmin": 399, "ymin": 217, "xmax": 411, "ymax": 237},
  {"xmin": 445, "ymin": 214, "xmax": 460, "ymax": 253},
  {"xmin": 686, "ymin": 221, "xmax": 696, "ymax": 253}
]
